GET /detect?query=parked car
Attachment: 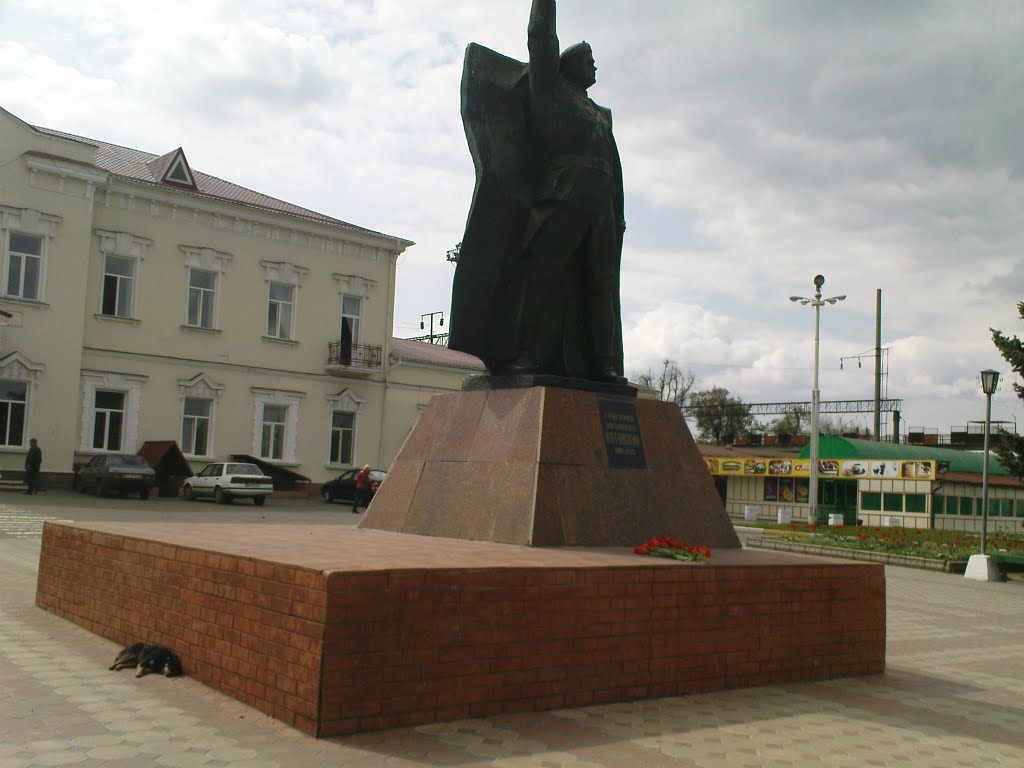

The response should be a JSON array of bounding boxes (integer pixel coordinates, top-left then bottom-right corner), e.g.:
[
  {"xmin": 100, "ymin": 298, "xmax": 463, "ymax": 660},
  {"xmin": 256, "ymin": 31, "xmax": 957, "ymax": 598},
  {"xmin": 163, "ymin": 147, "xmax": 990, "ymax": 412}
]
[
  {"xmin": 182, "ymin": 462, "xmax": 274, "ymax": 505},
  {"xmin": 74, "ymin": 454, "xmax": 156, "ymax": 499},
  {"xmin": 320, "ymin": 468, "xmax": 386, "ymax": 503}
]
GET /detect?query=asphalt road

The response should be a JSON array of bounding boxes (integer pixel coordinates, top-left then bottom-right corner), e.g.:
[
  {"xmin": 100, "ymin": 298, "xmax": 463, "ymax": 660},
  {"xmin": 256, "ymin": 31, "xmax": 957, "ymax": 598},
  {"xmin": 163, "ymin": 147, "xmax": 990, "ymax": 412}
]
[{"xmin": 0, "ymin": 489, "xmax": 362, "ymax": 537}]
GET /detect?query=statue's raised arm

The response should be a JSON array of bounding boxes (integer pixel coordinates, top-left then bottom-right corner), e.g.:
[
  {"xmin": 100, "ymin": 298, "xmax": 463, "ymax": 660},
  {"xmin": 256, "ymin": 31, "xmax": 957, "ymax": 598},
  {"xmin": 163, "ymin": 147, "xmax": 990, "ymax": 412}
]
[{"xmin": 528, "ymin": 0, "xmax": 560, "ymax": 95}]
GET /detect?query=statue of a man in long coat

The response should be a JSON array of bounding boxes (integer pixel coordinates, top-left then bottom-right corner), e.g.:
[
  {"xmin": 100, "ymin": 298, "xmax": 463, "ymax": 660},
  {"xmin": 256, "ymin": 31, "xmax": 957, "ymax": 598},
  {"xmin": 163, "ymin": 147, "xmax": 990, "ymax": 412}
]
[{"xmin": 448, "ymin": 0, "xmax": 626, "ymax": 383}]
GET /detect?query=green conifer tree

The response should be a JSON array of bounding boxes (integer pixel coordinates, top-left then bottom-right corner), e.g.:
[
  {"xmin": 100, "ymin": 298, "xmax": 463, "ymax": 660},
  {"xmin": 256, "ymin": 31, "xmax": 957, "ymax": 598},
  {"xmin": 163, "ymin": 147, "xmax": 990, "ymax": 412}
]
[{"xmin": 991, "ymin": 301, "xmax": 1024, "ymax": 479}]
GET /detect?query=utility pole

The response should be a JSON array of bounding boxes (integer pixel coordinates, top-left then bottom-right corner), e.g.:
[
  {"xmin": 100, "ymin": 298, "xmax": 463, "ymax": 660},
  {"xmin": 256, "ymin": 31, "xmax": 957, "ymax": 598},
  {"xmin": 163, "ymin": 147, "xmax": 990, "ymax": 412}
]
[{"xmin": 874, "ymin": 289, "xmax": 882, "ymax": 441}]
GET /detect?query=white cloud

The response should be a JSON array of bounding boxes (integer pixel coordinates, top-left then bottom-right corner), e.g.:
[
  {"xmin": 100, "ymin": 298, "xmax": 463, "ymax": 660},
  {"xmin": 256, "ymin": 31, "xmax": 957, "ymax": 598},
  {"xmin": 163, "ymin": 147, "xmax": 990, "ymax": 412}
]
[{"xmin": 2, "ymin": 0, "xmax": 1023, "ymax": 433}]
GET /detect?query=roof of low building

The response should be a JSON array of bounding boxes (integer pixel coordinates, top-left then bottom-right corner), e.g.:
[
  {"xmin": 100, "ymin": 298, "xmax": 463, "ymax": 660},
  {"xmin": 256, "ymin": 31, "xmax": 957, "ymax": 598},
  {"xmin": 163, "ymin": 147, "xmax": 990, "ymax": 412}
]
[
  {"xmin": 26, "ymin": 121, "xmax": 412, "ymax": 243},
  {"xmin": 137, "ymin": 440, "xmax": 193, "ymax": 476},
  {"xmin": 697, "ymin": 444, "xmax": 804, "ymax": 459},
  {"xmin": 390, "ymin": 338, "xmax": 485, "ymax": 370},
  {"xmin": 802, "ymin": 436, "xmax": 1008, "ymax": 475}
]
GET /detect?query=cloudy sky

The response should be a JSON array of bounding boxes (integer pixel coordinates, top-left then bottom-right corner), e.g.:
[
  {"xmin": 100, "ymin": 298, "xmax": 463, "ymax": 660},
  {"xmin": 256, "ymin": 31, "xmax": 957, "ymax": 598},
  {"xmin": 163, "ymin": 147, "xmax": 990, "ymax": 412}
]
[{"xmin": 2, "ymin": 0, "xmax": 1022, "ymax": 437}]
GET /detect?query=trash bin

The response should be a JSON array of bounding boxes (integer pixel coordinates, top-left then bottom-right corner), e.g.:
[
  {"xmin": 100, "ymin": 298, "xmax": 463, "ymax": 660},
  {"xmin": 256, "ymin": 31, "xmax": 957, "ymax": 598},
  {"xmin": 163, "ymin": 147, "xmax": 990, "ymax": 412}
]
[
  {"xmin": 744, "ymin": 505, "xmax": 760, "ymax": 522},
  {"xmin": 777, "ymin": 508, "xmax": 792, "ymax": 524}
]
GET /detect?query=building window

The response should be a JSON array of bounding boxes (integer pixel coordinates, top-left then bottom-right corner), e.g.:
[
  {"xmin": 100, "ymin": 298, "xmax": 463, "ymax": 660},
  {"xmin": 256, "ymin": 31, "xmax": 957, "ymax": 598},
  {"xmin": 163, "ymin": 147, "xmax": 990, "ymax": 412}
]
[
  {"xmin": 101, "ymin": 254, "xmax": 136, "ymax": 317},
  {"xmin": 252, "ymin": 389, "xmax": 302, "ymax": 463},
  {"xmin": 181, "ymin": 397, "xmax": 212, "ymax": 456},
  {"xmin": 6, "ymin": 232, "xmax": 43, "ymax": 300},
  {"xmin": 187, "ymin": 268, "xmax": 217, "ymax": 328},
  {"xmin": 0, "ymin": 380, "xmax": 27, "ymax": 447},
  {"xmin": 882, "ymin": 493, "xmax": 904, "ymax": 513},
  {"xmin": 959, "ymin": 497, "xmax": 974, "ymax": 516},
  {"xmin": 260, "ymin": 404, "xmax": 287, "ymax": 460},
  {"xmin": 861, "ymin": 492, "xmax": 882, "ymax": 512},
  {"xmin": 93, "ymin": 390, "xmax": 125, "ymax": 451},
  {"xmin": 267, "ymin": 282, "xmax": 294, "ymax": 339},
  {"xmin": 330, "ymin": 410, "xmax": 355, "ymax": 465},
  {"xmin": 905, "ymin": 493, "xmax": 927, "ymax": 513},
  {"xmin": 341, "ymin": 294, "xmax": 362, "ymax": 344}
]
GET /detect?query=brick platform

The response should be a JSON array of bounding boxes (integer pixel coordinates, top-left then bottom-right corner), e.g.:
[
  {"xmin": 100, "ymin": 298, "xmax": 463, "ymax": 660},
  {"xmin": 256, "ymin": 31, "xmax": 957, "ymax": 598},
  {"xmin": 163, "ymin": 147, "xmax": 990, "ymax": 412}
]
[{"xmin": 36, "ymin": 522, "xmax": 885, "ymax": 737}]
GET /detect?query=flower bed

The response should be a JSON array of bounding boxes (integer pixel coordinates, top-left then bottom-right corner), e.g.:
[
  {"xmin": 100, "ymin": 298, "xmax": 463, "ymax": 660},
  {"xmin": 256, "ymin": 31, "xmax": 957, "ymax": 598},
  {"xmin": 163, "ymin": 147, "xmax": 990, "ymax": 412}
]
[{"xmin": 774, "ymin": 524, "xmax": 1024, "ymax": 561}]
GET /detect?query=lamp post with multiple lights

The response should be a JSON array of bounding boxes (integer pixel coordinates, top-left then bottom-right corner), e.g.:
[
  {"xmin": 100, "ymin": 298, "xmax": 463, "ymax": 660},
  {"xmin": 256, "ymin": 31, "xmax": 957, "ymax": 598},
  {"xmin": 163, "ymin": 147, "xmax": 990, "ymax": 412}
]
[
  {"xmin": 419, "ymin": 311, "xmax": 445, "ymax": 344},
  {"xmin": 790, "ymin": 275, "xmax": 846, "ymax": 525}
]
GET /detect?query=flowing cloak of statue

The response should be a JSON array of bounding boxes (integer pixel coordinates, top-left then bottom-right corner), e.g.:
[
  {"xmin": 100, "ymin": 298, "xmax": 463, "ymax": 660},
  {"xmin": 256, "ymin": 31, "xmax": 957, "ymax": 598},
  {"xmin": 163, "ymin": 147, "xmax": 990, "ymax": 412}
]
[
  {"xmin": 449, "ymin": 42, "xmax": 626, "ymax": 378},
  {"xmin": 447, "ymin": 43, "xmax": 535, "ymax": 369}
]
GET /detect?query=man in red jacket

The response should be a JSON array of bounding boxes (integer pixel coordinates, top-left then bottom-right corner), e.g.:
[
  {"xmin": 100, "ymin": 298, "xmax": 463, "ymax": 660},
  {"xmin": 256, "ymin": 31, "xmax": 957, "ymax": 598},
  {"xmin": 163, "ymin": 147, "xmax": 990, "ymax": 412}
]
[{"xmin": 353, "ymin": 465, "xmax": 371, "ymax": 514}]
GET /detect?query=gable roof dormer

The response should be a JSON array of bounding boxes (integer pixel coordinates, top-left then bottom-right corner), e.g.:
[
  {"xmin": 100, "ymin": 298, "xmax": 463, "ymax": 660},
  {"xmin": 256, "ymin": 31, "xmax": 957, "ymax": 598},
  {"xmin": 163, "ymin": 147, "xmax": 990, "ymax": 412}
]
[{"xmin": 146, "ymin": 147, "xmax": 196, "ymax": 188}]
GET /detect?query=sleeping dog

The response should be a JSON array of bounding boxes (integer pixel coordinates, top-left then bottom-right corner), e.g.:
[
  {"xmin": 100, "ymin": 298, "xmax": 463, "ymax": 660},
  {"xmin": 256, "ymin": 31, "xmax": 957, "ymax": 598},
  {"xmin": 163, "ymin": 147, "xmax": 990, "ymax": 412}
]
[{"xmin": 109, "ymin": 642, "xmax": 183, "ymax": 678}]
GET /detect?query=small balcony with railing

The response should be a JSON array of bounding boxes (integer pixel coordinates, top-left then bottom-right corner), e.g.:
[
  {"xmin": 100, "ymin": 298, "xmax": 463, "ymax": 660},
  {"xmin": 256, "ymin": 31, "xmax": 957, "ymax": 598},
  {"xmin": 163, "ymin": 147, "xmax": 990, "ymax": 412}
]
[{"xmin": 326, "ymin": 339, "xmax": 382, "ymax": 377}]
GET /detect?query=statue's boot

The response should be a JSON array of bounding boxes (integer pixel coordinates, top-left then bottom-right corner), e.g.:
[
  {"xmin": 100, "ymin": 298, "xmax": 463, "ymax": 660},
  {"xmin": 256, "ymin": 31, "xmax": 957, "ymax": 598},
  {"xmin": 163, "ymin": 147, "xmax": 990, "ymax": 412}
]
[{"xmin": 590, "ymin": 290, "xmax": 626, "ymax": 384}]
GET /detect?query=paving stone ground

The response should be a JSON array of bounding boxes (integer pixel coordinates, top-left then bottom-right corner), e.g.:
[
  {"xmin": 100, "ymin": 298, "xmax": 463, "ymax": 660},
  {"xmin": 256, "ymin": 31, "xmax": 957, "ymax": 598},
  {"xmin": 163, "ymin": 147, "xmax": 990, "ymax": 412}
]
[{"xmin": 1, "ymin": 495, "xmax": 1022, "ymax": 767}]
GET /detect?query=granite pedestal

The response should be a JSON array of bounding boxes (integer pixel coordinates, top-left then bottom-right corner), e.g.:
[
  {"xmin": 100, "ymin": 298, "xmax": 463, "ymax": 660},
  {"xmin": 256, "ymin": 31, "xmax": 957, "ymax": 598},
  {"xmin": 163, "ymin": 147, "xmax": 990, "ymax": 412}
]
[{"xmin": 359, "ymin": 387, "xmax": 741, "ymax": 548}]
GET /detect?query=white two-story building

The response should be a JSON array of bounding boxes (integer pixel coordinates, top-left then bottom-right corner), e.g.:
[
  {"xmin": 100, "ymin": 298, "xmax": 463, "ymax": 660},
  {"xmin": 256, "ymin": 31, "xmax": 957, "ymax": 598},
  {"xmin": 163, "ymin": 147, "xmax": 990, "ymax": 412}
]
[{"xmin": 0, "ymin": 105, "xmax": 482, "ymax": 489}]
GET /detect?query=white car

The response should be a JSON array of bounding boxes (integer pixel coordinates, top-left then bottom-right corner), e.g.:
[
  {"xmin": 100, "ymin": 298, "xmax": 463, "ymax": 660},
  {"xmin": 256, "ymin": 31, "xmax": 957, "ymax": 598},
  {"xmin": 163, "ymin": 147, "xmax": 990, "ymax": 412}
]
[{"xmin": 182, "ymin": 462, "xmax": 274, "ymax": 505}]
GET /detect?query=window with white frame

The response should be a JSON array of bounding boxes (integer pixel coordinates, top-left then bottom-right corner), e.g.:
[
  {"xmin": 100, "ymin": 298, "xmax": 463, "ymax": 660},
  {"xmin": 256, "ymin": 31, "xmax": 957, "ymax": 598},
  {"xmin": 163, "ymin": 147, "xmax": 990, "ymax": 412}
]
[
  {"xmin": 93, "ymin": 390, "xmax": 125, "ymax": 451},
  {"xmin": 260, "ymin": 261, "xmax": 305, "ymax": 341},
  {"xmin": 3, "ymin": 207, "xmax": 60, "ymax": 303},
  {"xmin": 186, "ymin": 268, "xmax": 217, "ymax": 329},
  {"xmin": 267, "ymin": 282, "xmax": 294, "ymax": 339},
  {"xmin": 327, "ymin": 389, "xmax": 363, "ymax": 466},
  {"xmin": 180, "ymin": 246, "xmax": 231, "ymax": 330},
  {"xmin": 6, "ymin": 232, "xmax": 43, "ymax": 301},
  {"xmin": 330, "ymin": 410, "xmax": 355, "ymax": 465},
  {"xmin": 252, "ymin": 389, "xmax": 301, "ymax": 463},
  {"xmin": 0, "ymin": 380, "xmax": 27, "ymax": 447},
  {"xmin": 260, "ymin": 404, "xmax": 287, "ymax": 460},
  {"xmin": 101, "ymin": 254, "xmax": 136, "ymax": 317},
  {"xmin": 341, "ymin": 294, "xmax": 361, "ymax": 344},
  {"xmin": 181, "ymin": 397, "xmax": 212, "ymax": 456}
]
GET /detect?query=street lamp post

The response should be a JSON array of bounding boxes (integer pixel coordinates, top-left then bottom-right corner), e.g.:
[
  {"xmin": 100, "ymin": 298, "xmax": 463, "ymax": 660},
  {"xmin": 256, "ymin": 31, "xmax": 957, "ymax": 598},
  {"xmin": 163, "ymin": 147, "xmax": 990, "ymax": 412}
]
[
  {"xmin": 790, "ymin": 275, "xmax": 846, "ymax": 526},
  {"xmin": 979, "ymin": 369, "xmax": 1000, "ymax": 555},
  {"xmin": 420, "ymin": 311, "xmax": 445, "ymax": 344},
  {"xmin": 966, "ymin": 369, "xmax": 1001, "ymax": 581}
]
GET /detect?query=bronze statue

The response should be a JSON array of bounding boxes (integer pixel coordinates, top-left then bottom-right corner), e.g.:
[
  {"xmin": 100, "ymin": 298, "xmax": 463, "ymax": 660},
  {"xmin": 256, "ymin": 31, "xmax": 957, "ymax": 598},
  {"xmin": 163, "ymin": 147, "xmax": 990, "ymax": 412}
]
[{"xmin": 448, "ymin": 0, "xmax": 626, "ymax": 385}]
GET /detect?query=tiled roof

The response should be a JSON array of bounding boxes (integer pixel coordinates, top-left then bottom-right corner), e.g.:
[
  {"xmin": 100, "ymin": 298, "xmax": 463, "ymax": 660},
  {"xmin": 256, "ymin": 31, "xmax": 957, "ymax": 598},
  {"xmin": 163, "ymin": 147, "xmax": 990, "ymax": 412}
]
[
  {"xmin": 940, "ymin": 471, "xmax": 1022, "ymax": 488},
  {"xmin": 30, "ymin": 124, "xmax": 409, "ymax": 241},
  {"xmin": 699, "ymin": 444, "xmax": 804, "ymax": 459},
  {"xmin": 390, "ymin": 338, "xmax": 485, "ymax": 370}
]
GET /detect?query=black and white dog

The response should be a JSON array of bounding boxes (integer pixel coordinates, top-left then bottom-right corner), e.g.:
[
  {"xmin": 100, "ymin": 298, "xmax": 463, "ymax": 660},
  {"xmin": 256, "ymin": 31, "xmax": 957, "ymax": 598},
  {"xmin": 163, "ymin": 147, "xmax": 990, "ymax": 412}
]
[{"xmin": 109, "ymin": 642, "xmax": 183, "ymax": 678}]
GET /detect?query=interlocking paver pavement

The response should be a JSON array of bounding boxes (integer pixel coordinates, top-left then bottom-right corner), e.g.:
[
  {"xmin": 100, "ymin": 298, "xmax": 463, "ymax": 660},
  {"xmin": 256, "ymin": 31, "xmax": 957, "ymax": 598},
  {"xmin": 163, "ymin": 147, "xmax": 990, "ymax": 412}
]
[{"xmin": 1, "ymin": 497, "xmax": 1023, "ymax": 767}]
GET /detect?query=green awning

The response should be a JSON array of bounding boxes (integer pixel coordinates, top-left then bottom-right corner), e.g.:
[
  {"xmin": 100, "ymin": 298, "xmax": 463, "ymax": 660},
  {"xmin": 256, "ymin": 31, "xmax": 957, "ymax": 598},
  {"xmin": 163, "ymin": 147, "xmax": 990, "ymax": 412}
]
[{"xmin": 799, "ymin": 436, "xmax": 1008, "ymax": 475}]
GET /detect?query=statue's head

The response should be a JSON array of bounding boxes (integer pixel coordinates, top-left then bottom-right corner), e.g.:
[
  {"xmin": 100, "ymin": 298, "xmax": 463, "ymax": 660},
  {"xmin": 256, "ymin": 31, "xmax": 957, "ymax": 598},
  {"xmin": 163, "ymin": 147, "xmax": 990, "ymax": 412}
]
[{"xmin": 560, "ymin": 42, "xmax": 596, "ymax": 89}]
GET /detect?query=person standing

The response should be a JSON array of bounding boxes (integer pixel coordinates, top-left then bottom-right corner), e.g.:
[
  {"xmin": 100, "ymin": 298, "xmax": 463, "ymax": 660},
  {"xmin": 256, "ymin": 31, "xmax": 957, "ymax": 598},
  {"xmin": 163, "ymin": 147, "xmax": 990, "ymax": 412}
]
[
  {"xmin": 25, "ymin": 438, "xmax": 42, "ymax": 495},
  {"xmin": 352, "ymin": 464, "xmax": 371, "ymax": 514}
]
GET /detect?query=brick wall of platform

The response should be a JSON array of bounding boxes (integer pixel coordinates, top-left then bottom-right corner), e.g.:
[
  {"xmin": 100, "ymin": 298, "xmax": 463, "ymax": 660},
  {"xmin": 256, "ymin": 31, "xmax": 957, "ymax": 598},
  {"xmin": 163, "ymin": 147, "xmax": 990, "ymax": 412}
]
[
  {"xmin": 36, "ymin": 522, "xmax": 885, "ymax": 738},
  {"xmin": 318, "ymin": 561, "xmax": 885, "ymax": 735},
  {"xmin": 35, "ymin": 524, "xmax": 326, "ymax": 735}
]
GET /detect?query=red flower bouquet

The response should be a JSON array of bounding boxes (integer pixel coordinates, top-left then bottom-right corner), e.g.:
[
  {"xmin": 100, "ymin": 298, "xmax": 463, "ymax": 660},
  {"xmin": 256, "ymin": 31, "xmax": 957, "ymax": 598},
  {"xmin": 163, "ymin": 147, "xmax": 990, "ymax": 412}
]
[{"xmin": 633, "ymin": 537, "xmax": 711, "ymax": 562}]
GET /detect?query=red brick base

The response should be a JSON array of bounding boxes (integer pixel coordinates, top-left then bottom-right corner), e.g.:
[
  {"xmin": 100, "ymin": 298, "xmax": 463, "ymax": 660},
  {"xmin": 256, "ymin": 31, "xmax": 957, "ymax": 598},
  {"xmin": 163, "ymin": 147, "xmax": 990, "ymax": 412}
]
[{"xmin": 36, "ymin": 522, "xmax": 885, "ymax": 737}]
